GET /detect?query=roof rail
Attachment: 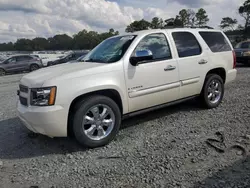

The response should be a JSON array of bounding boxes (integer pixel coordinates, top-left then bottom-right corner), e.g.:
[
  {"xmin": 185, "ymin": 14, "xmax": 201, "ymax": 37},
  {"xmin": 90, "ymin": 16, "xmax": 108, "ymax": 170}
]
[
  {"xmin": 189, "ymin": 26, "xmax": 214, "ymax": 29},
  {"xmin": 163, "ymin": 26, "xmax": 214, "ymax": 29}
]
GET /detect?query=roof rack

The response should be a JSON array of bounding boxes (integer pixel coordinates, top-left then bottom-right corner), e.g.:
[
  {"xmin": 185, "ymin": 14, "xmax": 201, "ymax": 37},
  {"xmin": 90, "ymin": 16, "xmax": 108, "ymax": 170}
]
[
  {"xmin": 164, "ymin": 26, "xmax": 214, "ymax": 29},
  {"xmin": 189, "ymin": 26, "xmax": 214, "ymax": 29}
]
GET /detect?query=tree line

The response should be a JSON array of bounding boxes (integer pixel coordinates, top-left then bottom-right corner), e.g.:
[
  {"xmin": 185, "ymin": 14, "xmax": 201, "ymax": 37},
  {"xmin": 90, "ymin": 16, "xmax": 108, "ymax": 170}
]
[
  {"xmin": 0, "ymin": 29, "xmax": 119, "ymax": 51},
  {"xmin": 1, "ymin": 0, "xmax": 250, "ymax": 51},
  {"xmin": 126, "ymin": 8, "xmax": 210, "ymax": 32}
]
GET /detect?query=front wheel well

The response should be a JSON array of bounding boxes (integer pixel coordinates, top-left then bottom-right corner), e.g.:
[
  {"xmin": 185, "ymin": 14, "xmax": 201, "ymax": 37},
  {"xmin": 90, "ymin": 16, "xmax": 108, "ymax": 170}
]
[
  {"xmin": 67, "ymin": 89, "xmax": 123, "ymax": 137},
  {"xmin": 206, "ymin": 68, "xmax": 226, "ymax": 83}
]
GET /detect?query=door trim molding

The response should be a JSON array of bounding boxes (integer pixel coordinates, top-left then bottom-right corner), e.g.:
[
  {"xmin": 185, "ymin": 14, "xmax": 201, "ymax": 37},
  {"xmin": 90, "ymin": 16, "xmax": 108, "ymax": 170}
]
[
  {"xmin": 181, "ymin": 77, "xmax": 200, "ymax": 86},
  {"xmin": 128, "ymin": 82, "xmax": 180, "ymax": 98}
]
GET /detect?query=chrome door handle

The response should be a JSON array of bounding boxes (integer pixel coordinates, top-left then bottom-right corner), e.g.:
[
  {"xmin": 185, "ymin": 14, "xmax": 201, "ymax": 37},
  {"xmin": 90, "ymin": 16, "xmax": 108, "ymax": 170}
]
[
  {"xmin": 199, "ymin": 59, "xmax": 208, "ymax": 64},
  {"xmin": 164, "ymin": 65, "xmax": 176, "ymax": 71}
]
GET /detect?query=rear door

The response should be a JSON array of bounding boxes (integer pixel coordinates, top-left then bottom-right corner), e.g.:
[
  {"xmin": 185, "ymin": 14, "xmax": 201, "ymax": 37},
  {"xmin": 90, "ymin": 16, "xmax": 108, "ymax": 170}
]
[
  {"xmin": 199, "ymin": 31, "xmax": 234, "ymax": 71},
  {"xmin": 168, "ymin": 31, "xmax": 211, "ymax": 99}
]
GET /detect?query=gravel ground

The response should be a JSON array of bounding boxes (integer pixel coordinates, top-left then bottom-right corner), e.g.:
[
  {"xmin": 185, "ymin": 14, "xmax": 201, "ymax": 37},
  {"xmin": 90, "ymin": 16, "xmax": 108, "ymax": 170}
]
[{"xmin": 0, "ymin": 67, "xmax": 250, "ymax": 188}]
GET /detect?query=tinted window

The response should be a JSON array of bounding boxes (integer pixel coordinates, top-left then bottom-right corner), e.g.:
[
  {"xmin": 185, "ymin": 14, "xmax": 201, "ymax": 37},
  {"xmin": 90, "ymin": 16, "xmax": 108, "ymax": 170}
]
[
  {"xmin": 16, "ymin": 56, "xmax": 33, "ymax": 61},
  {"xmin": 199, "ymin": 32, "xmax": 231, "ymax": 52},
  {"xmin": 134, "ymin": 33, "xmax": 172, "ymax": 60},
  {"xmin": 240, "ymin": 42, "xmax": 250, "ymax": 49},
  {"xmin": 7, "ymin": 57, "xmax": 16, "ymax": 63},
  {"xmin": 172, "ymin": 32, "xmax": 201, "ymax": 58}
]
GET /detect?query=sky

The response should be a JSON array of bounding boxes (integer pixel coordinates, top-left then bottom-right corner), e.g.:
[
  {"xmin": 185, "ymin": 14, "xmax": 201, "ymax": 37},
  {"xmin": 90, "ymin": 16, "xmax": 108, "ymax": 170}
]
[{"xmin": 0, "ymin": 0, "xmax": 246, "ymax": 43}]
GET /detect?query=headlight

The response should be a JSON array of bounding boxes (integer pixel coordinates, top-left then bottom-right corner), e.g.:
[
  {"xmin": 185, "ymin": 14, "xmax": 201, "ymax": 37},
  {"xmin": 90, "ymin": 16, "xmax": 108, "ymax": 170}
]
[
  {"xmin": 31, "ymin": 87, "xmax": 57, "ymax": 106},
  {"xmin": 243, "ymin": 51, "xmax": 250, "ymax": 56}
]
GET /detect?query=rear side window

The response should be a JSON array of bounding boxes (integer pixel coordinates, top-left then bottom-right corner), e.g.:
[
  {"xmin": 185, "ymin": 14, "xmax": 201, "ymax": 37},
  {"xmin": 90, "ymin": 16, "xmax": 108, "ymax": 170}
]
[
  {"xmin": 199, "ymin": 32, "xmax": 231, "ymax": 52},
  {"xmin": 172, "ymin": 32, "xmax": 202, "ymax": 58}
]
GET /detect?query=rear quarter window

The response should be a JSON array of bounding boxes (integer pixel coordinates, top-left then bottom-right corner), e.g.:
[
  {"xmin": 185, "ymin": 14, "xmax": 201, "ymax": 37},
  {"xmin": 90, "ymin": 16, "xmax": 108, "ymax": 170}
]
[{"xmin": 199, "ymin": 31, "xmax": 232, "ymax": 53}]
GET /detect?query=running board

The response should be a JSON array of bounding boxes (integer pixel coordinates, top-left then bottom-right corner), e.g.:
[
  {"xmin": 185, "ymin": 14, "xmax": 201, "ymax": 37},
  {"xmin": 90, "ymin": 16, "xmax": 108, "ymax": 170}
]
[{"xmin": 122, "ymin": 95, "xmax": 198, "ymax": 120}]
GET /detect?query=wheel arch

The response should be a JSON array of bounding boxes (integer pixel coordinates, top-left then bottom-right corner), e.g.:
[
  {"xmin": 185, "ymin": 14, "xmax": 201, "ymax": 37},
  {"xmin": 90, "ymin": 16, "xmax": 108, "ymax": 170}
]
[
  {"xmin": 67, "ymin": 88, "xmax": 124, "ymax": 137},
  {"xmin": 206, "ymin": 67, "xmax": 226, "ymax": 83}
]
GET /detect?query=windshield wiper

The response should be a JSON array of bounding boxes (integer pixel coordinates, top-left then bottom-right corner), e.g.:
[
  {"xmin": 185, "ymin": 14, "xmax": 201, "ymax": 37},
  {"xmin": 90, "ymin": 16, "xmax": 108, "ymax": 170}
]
[{"xmin": 83, "ymin": 58, "xmax": 105, "ymax": 63}]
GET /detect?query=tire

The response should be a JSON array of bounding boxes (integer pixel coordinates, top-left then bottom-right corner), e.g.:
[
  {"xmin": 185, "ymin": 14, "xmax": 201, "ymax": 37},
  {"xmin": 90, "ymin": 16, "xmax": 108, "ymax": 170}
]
[
  {"xmin": 73, "ymin": 95, "xmax": 121, "ymax": 148},
  {"xmin": 200, "ymin": 74, "xmax": 224, "ymax": 109},
  {"xmin": 0, "ymin": 68, "xmax": 6, "ymax": 76},
  {"xmin": 30, "ymin": 64, "xmax": 39, "ymax": 72}
]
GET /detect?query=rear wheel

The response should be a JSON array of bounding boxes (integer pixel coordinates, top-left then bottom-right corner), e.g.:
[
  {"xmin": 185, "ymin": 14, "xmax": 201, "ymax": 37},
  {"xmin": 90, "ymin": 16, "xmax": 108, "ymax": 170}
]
[
  {"xmin": 0, "ymin": 68, "xmax": 6, "ymax": 76},
  {"xmin": 200, "ymin": 74, "xmax": 224, "ymax": 109},
  {"xmin": 73, "ymin": 95, "xmax": 121, "ymax": 148},
  {"xmin": 30, "ymin": 64, "xmax": 39, "ymax": 72}
]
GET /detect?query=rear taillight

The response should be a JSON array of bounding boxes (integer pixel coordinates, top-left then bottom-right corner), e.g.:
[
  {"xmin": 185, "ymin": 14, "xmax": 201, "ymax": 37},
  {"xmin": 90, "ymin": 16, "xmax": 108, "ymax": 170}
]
[{"xmin": 233, "ymin": 50, "xmax": 236, "ymax": 69}]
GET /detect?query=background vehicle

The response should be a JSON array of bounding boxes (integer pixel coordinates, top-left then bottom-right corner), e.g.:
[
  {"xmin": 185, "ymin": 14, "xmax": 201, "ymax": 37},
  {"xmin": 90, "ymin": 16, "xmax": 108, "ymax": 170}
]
[
  {"xmin": 17, "ymin": 29, "xmax": 237, "ymax": 148},
  {"xmin": 68, "ymin": 52, "xmax": 89, "ymax": 63},
  {"xmin": 47, "ymin": 51, "xmax": 88, "ymax": 66},
  {"xmin": 31, "ymin": 54, "xmax": 62, "ymax": 67},
  {"xmin": 0, "ymin": 55, "xmax": 43, "ymax": 76},
  {"xmin": 234, "ymin": 40, "xmax": 250, "ymax": 66}
]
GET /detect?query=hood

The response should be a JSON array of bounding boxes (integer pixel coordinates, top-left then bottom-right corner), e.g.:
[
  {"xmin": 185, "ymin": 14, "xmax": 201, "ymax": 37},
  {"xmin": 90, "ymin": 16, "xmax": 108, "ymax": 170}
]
[{"xmin": 20, "ymin": 62, "xmax": 107, "ymax": 88}]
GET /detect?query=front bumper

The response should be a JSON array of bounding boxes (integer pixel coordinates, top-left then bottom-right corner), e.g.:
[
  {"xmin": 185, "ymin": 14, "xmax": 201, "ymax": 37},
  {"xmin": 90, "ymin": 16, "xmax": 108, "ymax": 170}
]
[{"xmin": 17, "ymin": 101, "xmax": 68, "ymax": 137}]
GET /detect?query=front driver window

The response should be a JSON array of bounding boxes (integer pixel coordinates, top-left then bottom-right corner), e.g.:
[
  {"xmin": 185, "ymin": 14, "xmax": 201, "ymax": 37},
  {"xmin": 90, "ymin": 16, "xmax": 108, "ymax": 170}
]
[
  {"xmin": 133, "ymin": 33, "xmax": 172, "ymax": 60},
  {"xmin": 7, "ymin": 58, "xmax": 16, "ymax": 63}
]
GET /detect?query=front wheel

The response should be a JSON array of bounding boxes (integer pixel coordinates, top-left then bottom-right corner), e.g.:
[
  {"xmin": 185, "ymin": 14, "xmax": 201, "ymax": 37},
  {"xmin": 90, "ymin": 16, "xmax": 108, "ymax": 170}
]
[
  {"xmin": 73, "ymin": 95, "xmax": 121, "ymax": 148},
  {"xmin": 200, "ymin": 74, "xmax": 224, "ymax": 109},
  {"xmin": 0, "ymin": 68, "xmax": 6, "ymax": 76}
]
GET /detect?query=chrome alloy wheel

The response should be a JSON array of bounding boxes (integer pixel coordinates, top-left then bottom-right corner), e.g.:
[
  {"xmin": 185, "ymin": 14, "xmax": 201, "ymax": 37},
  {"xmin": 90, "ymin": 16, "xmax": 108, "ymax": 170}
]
[
  {"xmin": 207, "ymin": 79, "xmax": 222, "ymax": 104},
  {"xmin": 82, "ymin": 104, "xmax": 115, "ymax": 141}
]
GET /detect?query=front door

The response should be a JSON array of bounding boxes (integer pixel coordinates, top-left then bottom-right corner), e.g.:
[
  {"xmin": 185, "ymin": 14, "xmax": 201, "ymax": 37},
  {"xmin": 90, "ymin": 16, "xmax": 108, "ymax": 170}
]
[
  {"xmin": 4, "ymin": 57, "xmax": 17, "ymax": 72},
  {"xmin": 16, "ymin": 56, "xmax": 31, "ymax": 71},
  {"xmin": 124, "ymin": 32, "xmax": 180, "ymax": 113}
]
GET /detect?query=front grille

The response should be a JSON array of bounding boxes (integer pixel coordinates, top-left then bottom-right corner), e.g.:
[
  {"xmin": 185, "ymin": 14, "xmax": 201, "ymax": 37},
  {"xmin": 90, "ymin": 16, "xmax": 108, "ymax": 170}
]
[
  {"xmin": 19, "ymin": 85, "xmax": 28, "ymax": 93},
  {"xmin": 19, "ymin": 96, "xmax": 28, "ymax": 106}
]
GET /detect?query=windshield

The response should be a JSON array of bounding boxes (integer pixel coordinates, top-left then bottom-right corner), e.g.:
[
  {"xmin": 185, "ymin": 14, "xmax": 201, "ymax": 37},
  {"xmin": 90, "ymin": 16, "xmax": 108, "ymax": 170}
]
[
  {"xmin": 235, "ymin": 41, "xmax": 250, "ymax": 49},
  {"xmin": 82, "ymin": 35, "xmax": 136, "ymax": 63},
  {"xmin": 77, "ymin": 53, "xmax": 88, "ymax": 61}
]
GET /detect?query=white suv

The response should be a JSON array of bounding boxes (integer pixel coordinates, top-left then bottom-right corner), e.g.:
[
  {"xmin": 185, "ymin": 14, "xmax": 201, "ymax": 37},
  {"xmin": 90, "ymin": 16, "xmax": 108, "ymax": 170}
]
[{"xmin": 17, "ymin": 29, "xmax": 237, "ymax": 148}]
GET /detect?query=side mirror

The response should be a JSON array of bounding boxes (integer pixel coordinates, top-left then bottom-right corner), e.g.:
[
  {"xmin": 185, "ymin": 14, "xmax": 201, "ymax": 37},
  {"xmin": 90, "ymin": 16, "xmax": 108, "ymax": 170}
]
[{"xmin": 130, "ymin": 50, "xmax": 153, "ymax": 66}]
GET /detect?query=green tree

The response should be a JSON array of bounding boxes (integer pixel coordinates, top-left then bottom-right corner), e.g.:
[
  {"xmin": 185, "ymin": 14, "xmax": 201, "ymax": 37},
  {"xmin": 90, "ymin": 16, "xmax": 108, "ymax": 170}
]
[
  {"xmin": 195, "ymin": 8, "xmax": 209, "ymax": 27},
  {"xmin": 151, "ymin": 17, "xmax": 164, "ymax": 29},
  {"xmin": 239, "ymin": 0, "xmax": 250, "ymax": 32},
  {"xmin": 14, "ymin": 39, "xmax": 33, "ymax": 51},
  {"xmin": 125, "ymin": 19, "xmax": 151, "ymax": 32},
  {"xmin": 178, "ymin": 9, "xmax": 196, "ymax": 27},
  {"xmin": 32, "ymin": 37, "xmax": 48, "ymax": 50},
  {"xmin": 178, "ymin": 9, "xmax": 189, "ymax": 27},
  {"xmin": 219, "ymin": 17, "xmax": 238, "ymax": 31},
  {"xmin": 0, "ymin": 42, "xmax": 14, "ymax": 51}
]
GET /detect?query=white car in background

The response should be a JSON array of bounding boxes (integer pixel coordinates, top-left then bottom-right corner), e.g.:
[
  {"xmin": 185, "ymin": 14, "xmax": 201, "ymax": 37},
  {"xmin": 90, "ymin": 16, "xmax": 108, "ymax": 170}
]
[{"xmin": 32, "ymin": 54, "xmax": 62, "ymax": 67}]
